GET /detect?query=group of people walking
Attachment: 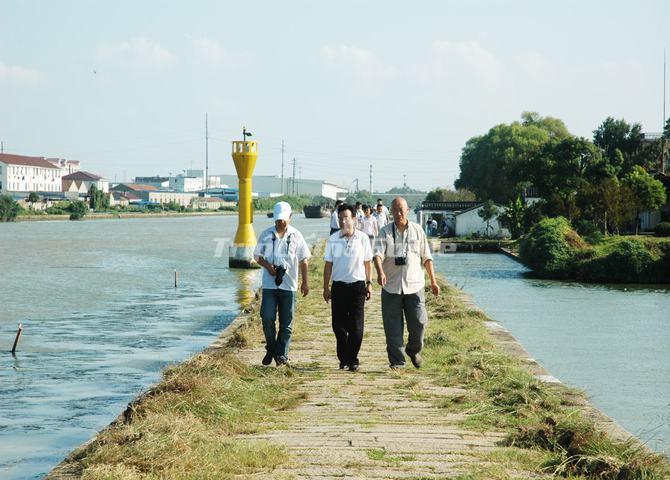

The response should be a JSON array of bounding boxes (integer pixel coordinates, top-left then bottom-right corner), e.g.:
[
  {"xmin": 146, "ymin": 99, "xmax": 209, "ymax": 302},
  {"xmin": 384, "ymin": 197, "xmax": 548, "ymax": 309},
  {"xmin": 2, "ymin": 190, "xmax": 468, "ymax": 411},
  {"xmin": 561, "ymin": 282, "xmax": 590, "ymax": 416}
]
[{"xmin": 253, "ymin": 197, "xmax": 440, "ymax": 371}]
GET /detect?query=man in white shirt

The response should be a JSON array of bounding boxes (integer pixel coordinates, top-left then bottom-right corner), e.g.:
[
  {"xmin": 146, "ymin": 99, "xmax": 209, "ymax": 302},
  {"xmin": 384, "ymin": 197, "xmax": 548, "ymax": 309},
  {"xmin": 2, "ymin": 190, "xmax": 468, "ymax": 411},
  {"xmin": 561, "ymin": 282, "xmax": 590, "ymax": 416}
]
[
  {"xmin": 373, "ymin": 203, "xmax": 388, "ymax": 229},
  {"xmin": 376, "ymin": 198, "xmax": 390, "ymax": 220},
  {"xmin": 330, "ymin": 199, "xmax": 343, "ymax": 235},
  {"xmin": 323, "ymin": 204, "xmax": 373, "ymax": 371},
  {"xmin": 253, "ymin": 201, "xmax": 311, "ymax": 366},
  {"xmin": 373, "ymin": 197, "xmax": 440, "ymax": 369}
]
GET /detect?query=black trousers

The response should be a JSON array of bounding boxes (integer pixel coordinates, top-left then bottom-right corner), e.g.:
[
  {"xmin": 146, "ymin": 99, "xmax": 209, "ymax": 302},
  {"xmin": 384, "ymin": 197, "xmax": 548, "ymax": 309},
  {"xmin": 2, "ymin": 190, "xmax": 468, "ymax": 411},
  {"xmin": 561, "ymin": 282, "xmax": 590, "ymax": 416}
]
[{"xmin": 331, "ymin": 281, "xmax": 366, "ymax": 366}]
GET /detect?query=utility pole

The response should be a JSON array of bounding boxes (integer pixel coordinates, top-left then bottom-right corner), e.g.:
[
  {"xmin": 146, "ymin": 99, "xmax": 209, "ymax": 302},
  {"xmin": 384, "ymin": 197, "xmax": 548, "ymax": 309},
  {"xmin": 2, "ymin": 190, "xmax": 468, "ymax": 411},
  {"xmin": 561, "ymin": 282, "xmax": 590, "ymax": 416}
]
[
  {"xmin": 205, "ymin": 113, "xmax": 209, "ymax": 195},
  {"xmin": 369, "ymin": 164, "xmax": 373, "ymax": 193},
  {"xmin": 281, "ymin": 139, "xmax": 285, "ymax": 195},
  {"xmin": 663, "ymin": 48, "xmax": 667, "ymax": 174},
  {"xmin": 403, "ymin": 174, "xmax": 407, "ymax": 188},
  {"xmin": 291, "ymin": 158, "xmax": 296, "ymax": 195}
]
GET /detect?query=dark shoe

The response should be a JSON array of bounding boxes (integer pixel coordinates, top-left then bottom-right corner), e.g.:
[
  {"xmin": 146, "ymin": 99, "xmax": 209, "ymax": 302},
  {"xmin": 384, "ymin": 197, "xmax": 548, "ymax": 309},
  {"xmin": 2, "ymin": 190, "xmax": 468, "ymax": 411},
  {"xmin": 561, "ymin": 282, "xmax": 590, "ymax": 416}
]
[
  {"xmin": 409, "ymin": 352, "xmax": 423, "ymax": 369},
  {"xmin": 275, "ymin": 355, "xmax": 289, "ymax": 366},
  {"xmin": 339, "ymin": 363, "xmax": 347, "ymax": 370},
  {"xmin": 348, "ymin": 364, "xmax": 359, "ymax": 372},
  {"xmin": 389, "ymin": 363, "xmax": 406, "ymax": 370},
  {"xmin": 262, "ymin": 352, "xmax": 274, "ymax": 366}
]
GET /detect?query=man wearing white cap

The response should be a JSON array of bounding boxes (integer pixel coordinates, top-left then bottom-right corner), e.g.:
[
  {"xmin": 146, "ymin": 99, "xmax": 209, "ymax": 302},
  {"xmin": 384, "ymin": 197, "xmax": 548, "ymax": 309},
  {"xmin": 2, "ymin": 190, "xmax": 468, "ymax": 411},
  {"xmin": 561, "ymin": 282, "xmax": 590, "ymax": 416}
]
[{"xmin": 253, "ymin": 201, "xmax": 311, "ymax": 366}]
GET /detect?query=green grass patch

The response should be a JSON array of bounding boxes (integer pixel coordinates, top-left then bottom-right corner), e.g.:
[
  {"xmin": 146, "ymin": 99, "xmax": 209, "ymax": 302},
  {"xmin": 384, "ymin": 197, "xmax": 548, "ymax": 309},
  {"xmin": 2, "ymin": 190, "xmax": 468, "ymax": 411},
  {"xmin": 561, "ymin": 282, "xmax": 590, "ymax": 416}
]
[
  {"xmin": 365, "ymin": 448, "xmax": 415, "ymax": 464},
  {"xmin": 77, "ymin": 351, "xmax": 304, "ymax": 478}
]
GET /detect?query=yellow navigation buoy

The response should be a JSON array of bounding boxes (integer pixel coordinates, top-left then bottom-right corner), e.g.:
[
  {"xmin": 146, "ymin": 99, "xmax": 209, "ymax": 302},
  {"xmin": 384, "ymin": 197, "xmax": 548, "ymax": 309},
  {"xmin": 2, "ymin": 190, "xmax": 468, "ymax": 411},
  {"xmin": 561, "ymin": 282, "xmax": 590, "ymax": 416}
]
[{"xmin": 229, "ymin": 131, "xmax": 260, "ymax": 268}]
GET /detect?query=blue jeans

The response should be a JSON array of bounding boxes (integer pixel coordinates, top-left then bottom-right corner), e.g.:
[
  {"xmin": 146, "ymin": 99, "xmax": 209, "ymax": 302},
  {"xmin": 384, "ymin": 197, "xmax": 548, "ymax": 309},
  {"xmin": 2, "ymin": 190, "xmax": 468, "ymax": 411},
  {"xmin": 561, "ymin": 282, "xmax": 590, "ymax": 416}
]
[{"xmin": 260, "ymin": 288, "xmax": 296, "ymax": 357}]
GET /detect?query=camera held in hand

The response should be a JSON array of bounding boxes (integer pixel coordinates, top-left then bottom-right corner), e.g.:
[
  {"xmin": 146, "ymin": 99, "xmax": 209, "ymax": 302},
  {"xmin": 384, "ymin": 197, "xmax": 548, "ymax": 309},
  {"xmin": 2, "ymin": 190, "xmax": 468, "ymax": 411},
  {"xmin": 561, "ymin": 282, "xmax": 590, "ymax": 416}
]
[
  {"xmin": 274, "ymin": 265, "xmax": 287, "ymax": 286},
  {"xmin": 394, "ymin": 256, "xmax": 407, "ymax": 266}
]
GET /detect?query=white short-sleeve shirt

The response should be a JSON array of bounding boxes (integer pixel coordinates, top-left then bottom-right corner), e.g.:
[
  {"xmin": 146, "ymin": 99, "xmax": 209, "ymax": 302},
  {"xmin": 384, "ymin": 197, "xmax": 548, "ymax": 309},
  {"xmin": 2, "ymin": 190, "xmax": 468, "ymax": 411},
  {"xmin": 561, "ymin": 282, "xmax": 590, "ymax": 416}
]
[
  {"xmin": 253, "ymin": 225, "xmax": 311, "ymax": 291},
  {"xmin": 373, "ymin": 221, "xmax": 433, "ymax": 295},
  {"xmin": 324, "ymin": 230, "xmax": 373, "ymax": 283}
]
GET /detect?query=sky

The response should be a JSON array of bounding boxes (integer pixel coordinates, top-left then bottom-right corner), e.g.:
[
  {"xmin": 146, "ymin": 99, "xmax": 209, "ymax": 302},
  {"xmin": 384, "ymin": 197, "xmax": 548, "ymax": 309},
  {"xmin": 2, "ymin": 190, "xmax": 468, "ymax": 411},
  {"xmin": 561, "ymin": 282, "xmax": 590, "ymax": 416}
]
[{"xmin": 1, "ymin": 0, "xmax": 669, "ymax": 192}]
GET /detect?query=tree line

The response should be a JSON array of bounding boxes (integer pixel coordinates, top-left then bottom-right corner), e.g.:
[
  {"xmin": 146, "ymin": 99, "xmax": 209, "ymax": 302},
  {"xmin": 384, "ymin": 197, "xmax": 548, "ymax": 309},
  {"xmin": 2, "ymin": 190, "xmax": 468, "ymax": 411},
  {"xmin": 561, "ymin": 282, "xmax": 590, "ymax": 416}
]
[{"xmin": 451, "ymin": 112, "xmax": 667, "ymax": 237}]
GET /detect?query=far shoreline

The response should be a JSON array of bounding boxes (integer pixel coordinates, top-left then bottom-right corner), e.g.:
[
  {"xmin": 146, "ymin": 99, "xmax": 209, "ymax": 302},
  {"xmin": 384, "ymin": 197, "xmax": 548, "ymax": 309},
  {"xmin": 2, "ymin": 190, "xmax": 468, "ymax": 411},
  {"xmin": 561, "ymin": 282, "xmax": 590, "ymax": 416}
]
[{"xmin": 11, "ymin": 210, "xmax": 241, "ymax": 223}]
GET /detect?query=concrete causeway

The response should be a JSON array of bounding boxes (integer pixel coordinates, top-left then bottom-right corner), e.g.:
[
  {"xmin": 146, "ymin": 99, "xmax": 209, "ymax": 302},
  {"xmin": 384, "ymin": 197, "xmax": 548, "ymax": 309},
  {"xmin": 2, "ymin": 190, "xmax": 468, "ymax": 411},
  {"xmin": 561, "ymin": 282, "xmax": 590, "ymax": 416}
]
[{"xmin": 228, "ymin": 291, "xmax": 527, "ymax": 479}]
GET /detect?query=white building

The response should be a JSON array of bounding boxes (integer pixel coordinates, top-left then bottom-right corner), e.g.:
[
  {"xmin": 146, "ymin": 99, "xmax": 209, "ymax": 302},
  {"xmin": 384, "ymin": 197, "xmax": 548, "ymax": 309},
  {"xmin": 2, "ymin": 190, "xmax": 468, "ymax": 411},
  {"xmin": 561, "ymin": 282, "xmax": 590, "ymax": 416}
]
[
  {"xmin": 453, "ymin": 204, "xmax": 509, "ymax": 238},
  {"xmin": 184, "ymin": 169, "xmax": 223, "ymax": 190},
  {"xmin": 62, "ymin": 171, "xmax": 109, "ymax": 197},
  {"xmin": 0, "ymin": 153, "xmax": 63, "ymax": 194},
  {"xmin": 170, "ymin": 174, "xmax": 203, "ymax": 192},
  {"xmin": 418, "ymin": 201, "xmax": 509, "ymax": 238},
  {"xmin": 215, "ymin": 174, "xmax": 347, "ymax": 200},
  {"xmin": 144, "ymin": 191, "xmax": 198, "ymax": 207},
  {"xmin": 47, "ymin": 158, "xmax": 80, "ymax": 177}
]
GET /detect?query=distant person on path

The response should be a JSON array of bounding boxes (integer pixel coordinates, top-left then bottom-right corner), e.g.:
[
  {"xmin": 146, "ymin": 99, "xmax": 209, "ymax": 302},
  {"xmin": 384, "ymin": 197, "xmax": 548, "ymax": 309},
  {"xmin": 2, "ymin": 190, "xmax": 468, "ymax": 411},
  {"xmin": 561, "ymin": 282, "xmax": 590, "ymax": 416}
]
[
  {"xmin": 323, "ymin": 203, "xmax": 373, "ymax": 371},
  {"xmin": 359, "ymin": 204, "xmax": 379, "ymax": 241},
  {"xmin": 373, "ymin": 203, "xmax": 388, "ymax": 230},
  {"xmin": 253, "ymin": 201, "xmax": 311, "ymax": 366},
  {"xmin": 430, "ymin": 218, "xmax": 438, "ymax": 236},
  {"xmin": 373, "ymin": 197, "xmax": 440, "ymax": 369},
  {"xmin": 376, "ymin": 198, "xmax": 390, "ymax": 220},
  {"xmin": 355, "ymin": 202, "xmax": 364, "ymax": 229},
  {"xmin": 330, "ymin": 199, "xmax": 343, "ymax": 235}
]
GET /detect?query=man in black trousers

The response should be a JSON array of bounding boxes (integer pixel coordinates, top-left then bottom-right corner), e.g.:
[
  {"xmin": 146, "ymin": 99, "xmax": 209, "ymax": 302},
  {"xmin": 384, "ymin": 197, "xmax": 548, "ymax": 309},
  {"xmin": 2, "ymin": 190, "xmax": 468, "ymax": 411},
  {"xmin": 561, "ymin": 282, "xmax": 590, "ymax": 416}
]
[{"xmin": 323, "ymin": 204, "xmax": 373, "ymax": 371}]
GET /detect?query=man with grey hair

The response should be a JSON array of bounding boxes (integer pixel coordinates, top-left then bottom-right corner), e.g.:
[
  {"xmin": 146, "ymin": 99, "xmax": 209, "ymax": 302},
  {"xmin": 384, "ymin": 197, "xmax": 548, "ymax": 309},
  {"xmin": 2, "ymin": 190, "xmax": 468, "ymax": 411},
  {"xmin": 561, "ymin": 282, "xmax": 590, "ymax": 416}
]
[{"xmin": 373, "ymin": 197, "xmax": 440, "ymax": 368}]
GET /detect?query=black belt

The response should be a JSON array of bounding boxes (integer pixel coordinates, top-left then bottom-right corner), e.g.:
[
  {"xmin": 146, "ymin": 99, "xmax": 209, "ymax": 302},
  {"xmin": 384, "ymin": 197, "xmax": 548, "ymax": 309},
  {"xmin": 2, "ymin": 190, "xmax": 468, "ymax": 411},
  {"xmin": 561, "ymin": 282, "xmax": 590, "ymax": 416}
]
[{"xmin": 332, "ymin": 280, "xmax": 365, "ymax": 286}]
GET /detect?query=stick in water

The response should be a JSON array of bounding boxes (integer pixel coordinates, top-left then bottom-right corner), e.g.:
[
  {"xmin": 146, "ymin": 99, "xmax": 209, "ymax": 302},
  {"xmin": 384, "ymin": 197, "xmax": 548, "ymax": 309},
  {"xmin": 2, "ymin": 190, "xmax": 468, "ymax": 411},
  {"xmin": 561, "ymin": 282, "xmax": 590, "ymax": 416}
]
[{"xmin": 11, "ymin": 323, "xmax": 23, "ymax": 354}]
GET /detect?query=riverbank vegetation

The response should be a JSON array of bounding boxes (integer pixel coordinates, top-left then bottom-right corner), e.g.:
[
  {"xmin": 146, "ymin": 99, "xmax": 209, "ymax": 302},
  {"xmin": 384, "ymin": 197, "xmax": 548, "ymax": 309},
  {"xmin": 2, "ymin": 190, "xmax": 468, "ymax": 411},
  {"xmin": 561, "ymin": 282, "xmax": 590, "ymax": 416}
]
[
  {"xmin": 53, "ymin": 244, "xmax": 670, "ymax": 479},
  {"xmin": 520, "ymin": 217, "xmax": 670, "ymax": 282}
]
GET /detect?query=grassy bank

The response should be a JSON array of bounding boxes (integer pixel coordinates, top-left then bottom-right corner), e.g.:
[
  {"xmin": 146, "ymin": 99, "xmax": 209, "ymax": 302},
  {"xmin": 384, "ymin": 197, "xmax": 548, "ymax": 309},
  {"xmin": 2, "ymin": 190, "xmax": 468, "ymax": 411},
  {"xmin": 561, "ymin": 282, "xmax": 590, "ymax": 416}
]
[
  {"xmin": 520, "ymin": 217, "xmax": 670, "ymax": 283},
  {"xmin": 51, "ymin": 241, "xmax": 670, "ymax": 479}
]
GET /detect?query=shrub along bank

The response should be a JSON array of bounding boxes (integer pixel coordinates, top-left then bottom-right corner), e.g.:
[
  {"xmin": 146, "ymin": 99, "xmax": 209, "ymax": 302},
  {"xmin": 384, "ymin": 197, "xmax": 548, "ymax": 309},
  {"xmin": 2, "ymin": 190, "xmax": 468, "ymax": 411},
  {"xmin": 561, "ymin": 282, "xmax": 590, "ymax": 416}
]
[{"xmin": 520, "ymin": 217, "xmax": 670, "ymax": 283}]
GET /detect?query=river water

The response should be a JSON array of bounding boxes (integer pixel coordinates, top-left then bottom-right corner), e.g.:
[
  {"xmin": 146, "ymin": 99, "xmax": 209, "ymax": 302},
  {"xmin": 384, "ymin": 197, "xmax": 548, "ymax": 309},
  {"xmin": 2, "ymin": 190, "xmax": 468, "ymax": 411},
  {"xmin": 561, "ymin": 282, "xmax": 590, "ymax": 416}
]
[
  {"xmin": 0, "ymin": 214, "xmax": 330, "ymax": 480},
  {"xmin": 2, "ymin": 220, "xmax": 669, "ymax": 478},
  {"xmin": 433, "ymin": 253, "xmax": 670, "ymax": 455}
]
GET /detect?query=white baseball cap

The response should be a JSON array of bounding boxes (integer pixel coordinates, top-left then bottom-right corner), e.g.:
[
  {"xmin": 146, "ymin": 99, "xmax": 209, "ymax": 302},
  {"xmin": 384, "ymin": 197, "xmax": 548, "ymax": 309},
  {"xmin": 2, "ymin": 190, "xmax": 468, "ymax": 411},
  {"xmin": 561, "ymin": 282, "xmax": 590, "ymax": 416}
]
[{"xmin": 273, "ymin": 201, "xmax": 292, "ymax": 221}]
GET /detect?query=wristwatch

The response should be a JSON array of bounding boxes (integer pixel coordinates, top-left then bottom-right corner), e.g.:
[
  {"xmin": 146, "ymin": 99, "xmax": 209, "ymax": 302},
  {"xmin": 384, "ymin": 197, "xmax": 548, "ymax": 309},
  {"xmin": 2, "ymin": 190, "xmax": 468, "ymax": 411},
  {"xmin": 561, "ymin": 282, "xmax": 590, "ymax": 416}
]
[{"xmin": 365, "ymin": 280, "xmax": 372, "ymax": 286}]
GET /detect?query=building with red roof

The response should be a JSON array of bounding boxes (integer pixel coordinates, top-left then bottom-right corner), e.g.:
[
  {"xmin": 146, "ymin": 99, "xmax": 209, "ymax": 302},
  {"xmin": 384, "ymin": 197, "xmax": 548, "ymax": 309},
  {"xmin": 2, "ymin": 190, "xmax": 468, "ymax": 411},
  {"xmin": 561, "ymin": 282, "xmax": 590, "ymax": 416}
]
[{"xmin": 0, "ymin": 153, "xmax": 63, "ymax": 194}]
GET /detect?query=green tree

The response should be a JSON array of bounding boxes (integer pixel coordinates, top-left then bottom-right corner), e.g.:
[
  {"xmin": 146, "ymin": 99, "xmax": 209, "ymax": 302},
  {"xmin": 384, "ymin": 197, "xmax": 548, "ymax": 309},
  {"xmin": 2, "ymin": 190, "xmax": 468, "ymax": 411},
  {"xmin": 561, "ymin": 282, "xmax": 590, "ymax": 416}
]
[
  {"xmin": 68, "ymin": 200, "xmax": 88, "ymax": 220},
  {"xmin": 477, "ymin": 200, "xmax": 498, "ymax": 237},
  {"xmin": 27, "ymin": 192, "xmax": 40, "ymax": 209},
  {"xmin": 592, "ymin": 117, "xmax": 643, "ymax": 175},
  {"xmin": 522, "ymin": 137, "xmax": 604, "ymax": 197},
  {"xmin": 88, "ymin": 185, "xmax": 109, "ymax": 210},
  {"xmin": 623, "ymin": 166, "xmax": 667, "ymax": 233},
  {"xmin": 0, "ymin": 195, "xmax": 21, "ymax": 222},
  {"xmin": 498, "ymin": 196, "xmax": 527, "ymax": 239},
  {"xmin": 424, "ymin": 187, "xmax": 476, "ymax": 202},
  {"xmin": 520, "ymin": 111, "xmax": 571, "ymax": 139},
  {"xmin": 455, "ymin": 116, "xmax": 553, "ymax": 202},
  {"xmin": 386, "ymin": 185, "xmax": 422, "ymax": 194},
  {"xmin": 345, "ymin": 190, "xmax": 374, "ymax": 206}
]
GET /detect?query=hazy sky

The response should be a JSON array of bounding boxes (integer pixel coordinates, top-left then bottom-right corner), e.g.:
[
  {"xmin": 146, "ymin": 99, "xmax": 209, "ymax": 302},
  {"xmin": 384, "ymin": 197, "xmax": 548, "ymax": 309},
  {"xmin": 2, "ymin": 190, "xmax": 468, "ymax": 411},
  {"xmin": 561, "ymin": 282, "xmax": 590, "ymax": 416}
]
[{"xmin": 1, "ymin": 0, "xmax": 669, "ymax": 191}]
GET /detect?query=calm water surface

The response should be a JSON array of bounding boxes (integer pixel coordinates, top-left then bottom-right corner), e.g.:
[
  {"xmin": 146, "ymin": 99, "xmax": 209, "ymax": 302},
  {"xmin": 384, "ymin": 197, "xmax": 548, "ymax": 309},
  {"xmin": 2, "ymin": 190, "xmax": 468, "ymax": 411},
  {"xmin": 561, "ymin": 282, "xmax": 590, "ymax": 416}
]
[
  {"xmin": 0, "ymin": 214, "xmax": 329, "ymax": 479},
  {"xmin": 433, "ymin": 253, "xmax": 670, "ymax": 455}
]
